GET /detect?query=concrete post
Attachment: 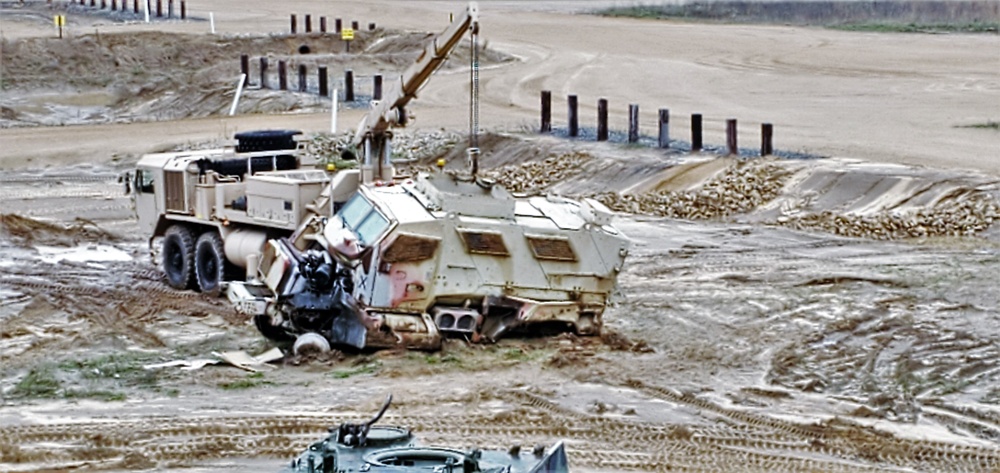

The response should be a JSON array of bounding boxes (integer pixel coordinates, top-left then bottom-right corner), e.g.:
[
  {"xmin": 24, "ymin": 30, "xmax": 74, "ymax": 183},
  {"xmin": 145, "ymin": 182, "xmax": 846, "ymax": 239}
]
[
  {"xmin": 692, "ymin": 113, "xmax": 703, "ymax": 152},
  {"xmin": 658, "ymin": 109, "xmax": 670, "ymax": 148},
  {"xmin": 344, "ymin": 70, "xmax": 354, "ymax": 101},
  {"xmin": 628, "ymin": 104, "xmax": 640, "ymax": 143},
  {"xmin": 373, "ymin": 75, "xmax": 383, "ymax": 101},
  {"xmin": 761, "ymin": 123, "xmax": 774, "ymax": 156},
  {"xmin": 597, "ymin": 98, "xmax": 609, "ymax": 142},
  {"xmin": 318, "ymin": 66, "xmax": 328, "ymax": 97},
  {"xmin": 567, "ymin": 94, "xmax": 578, "ymax": 137},
  {"xmin": 259, "ymin": 57, "xmax": 268, "ymax": 89},
  {"xmin": 726, "ymin": 119, "xmax": 738, "ymax": 155},
  {"xmin": 540, "ymin": 90, "xmax": 552, "ymax": 133}
]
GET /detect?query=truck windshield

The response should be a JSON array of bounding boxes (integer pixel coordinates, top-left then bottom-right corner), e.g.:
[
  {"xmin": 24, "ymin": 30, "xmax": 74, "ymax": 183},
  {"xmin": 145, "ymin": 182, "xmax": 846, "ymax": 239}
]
[{"xmin": 338, "ymin": 194, "xmax": 390, "ymax": 246}]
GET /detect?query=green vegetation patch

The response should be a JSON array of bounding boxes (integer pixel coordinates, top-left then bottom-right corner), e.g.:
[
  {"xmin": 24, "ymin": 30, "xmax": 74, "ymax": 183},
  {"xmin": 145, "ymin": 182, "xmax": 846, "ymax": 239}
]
[
  {"xmin": 597, "ymin": 1, "xmax": 1000, "ymax": 33},
  {"xmin": 957, "ymin": 120, "xmax": 1000, "ymax": 130},
  {"xmin": 330, "ymin": 360, "xmax": 382, "ymax": 379},
  {"xmin": 218, "ymin": 372, "xmax": 271, "ymax": 390}
]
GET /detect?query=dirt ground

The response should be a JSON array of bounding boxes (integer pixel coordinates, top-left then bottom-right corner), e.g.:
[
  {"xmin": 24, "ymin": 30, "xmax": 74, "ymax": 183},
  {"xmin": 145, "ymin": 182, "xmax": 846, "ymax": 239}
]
[{"xmin": 2, "ymin": 1, "xmax": 1000, "ymax": 472}]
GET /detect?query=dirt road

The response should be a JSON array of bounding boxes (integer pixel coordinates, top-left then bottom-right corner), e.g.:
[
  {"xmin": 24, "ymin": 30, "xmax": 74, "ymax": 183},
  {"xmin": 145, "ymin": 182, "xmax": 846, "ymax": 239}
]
[
  {"xmin": 2, "ymin": 1, "xmax": 999, "ymax": 472},
  {"xmin": 2, "ymin": 1, "xmax": 998, "ymax": 173}
]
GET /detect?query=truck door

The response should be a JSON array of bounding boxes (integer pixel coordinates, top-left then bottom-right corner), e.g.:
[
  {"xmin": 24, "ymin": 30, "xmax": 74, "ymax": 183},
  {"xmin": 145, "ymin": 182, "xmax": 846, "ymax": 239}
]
[{"xmin": 133, "ymin": 167, "xmax": 159, "ymax": 235}]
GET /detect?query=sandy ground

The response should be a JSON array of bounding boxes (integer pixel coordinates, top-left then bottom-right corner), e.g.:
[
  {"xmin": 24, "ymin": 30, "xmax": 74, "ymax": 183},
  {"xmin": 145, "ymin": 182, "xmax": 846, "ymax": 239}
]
[{"xmin": 2, "ymin": 1, "xmax": 1000, "ymax": 472}]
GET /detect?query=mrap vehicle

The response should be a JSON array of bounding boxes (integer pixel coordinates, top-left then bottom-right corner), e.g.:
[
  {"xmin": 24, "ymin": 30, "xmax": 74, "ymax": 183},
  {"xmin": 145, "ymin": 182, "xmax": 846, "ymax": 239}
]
[{"xmin": 234, "ymin": 169, "xmax": 630, "ymax": 351}]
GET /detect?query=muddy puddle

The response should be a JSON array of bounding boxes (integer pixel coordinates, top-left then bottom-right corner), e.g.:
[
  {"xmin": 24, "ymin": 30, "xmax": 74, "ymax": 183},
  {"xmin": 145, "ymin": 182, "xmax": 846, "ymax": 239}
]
[{"xmin": 1, "ymin": 137, "xmax": 999, "ymax": 471}]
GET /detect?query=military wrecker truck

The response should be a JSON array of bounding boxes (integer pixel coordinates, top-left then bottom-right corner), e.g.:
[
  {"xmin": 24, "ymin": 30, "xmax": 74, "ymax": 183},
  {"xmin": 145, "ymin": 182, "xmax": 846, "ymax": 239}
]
[
  {"xmin": 131, "ymin": 129, "xmax": 327, "ymax": 296},
  {"xmin": 133, "ymin": 3, "xmax": 631, "ymax": 353}
]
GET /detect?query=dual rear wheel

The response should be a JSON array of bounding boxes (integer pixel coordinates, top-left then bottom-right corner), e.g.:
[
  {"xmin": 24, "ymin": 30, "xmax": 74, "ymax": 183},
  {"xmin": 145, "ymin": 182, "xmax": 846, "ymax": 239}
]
[{"xmin": 162, "ymin": 225, "xmax": 227, "ymax": 296}]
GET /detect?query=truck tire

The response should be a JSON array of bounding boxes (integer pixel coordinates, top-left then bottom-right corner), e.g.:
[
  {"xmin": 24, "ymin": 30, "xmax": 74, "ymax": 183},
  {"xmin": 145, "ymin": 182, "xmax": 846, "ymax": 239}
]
[
  {"xmin": 254, "ymin": 313, "xmax": 294, "ymax": 343},
  {"xmin": 162, "ymin": 225, "xmax": 196, "ymax": 290},
  {"xmin": 234, "ymin": 130, "xmax": 302, "ymax": 152},
  {"xmin": 293, "ymin": 332, "xmax": 331, "ymax": 356},
  {"xmin": 195, "ymin": 231, "xmax": 226, "ymax": 296}
]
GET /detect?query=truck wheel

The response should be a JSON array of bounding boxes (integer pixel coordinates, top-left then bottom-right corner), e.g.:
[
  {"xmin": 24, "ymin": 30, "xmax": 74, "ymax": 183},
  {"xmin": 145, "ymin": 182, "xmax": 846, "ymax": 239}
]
[
  {"xmin": 195, "ymin": 231, "xmax": 226, "ymax": 296},
  {"xmin": 293, "ymin": 332, "xmax": 331, "ymax": 356},
  {"xmin": 254, "ymin": 313, "xmax": 294, "ymax": 342},
  {"xmin": 162, "ymin": 225, "xmax": 196, "ymax": 290}
]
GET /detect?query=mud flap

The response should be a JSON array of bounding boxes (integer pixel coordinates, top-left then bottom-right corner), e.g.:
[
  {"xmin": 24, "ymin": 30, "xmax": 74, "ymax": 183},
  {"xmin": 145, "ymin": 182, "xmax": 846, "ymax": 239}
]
[
  {"xmin": 327, "ymin": 310, "xmax": 369, "ymax": 350},
  {"xmin": 325, "ymin": 287, "xmax": 370, "ymax": 350}
]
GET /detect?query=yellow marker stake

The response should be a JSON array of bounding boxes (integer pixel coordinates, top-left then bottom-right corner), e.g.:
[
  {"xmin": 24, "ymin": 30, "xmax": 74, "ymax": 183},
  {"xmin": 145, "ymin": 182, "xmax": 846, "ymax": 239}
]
[{"xmin": 54, "ymin": 15, "xmax": 66, "ymax": 38}]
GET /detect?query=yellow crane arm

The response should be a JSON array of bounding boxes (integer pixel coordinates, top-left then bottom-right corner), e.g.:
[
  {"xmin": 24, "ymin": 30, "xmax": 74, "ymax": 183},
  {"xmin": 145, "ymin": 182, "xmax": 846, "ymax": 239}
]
[{"xmin": 352, "ymin": 2, "xmax": 479, "ymax": 148}]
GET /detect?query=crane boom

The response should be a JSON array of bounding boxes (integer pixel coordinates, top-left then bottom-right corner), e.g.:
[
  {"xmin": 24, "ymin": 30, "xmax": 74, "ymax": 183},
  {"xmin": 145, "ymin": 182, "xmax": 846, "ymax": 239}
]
[{"xmin": 353, "ymin": 2, "xmax": 479, "ymax": 182}]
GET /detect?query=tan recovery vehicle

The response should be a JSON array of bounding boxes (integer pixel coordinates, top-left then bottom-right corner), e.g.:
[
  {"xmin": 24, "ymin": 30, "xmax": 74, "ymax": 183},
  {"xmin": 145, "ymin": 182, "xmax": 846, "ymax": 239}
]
[{"xmin": 131, "ymin": 130, "xmax": 330, "ymax": 296}]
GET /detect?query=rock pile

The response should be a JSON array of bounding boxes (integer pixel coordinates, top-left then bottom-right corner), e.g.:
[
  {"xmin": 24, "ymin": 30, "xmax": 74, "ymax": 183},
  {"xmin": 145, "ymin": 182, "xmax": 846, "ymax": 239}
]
[
  {"xmin": 778, "ymin": 195, "xmax": 999, "ymax": 240},
  {"xmin": 478, "ymin": 151, "xmax": 592, "ymax": 195},
  {"xmin": 304, "ymin": 130, "xmax": 462, "ymax": 164},
  {"xmin": 593, "ymin": 161, "xmax": 789, "ymax": 220}
]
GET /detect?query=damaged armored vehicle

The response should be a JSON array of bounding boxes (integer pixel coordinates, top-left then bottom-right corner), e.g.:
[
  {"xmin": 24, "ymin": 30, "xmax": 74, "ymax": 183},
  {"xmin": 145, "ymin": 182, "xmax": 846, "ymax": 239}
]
[
  {"xmin": 226, "ymin": 2, "xmax": 630, "ymax": 352},
  {"xmin": 234, "ymin": 169, "xmax": 629, "ymax": 352}
]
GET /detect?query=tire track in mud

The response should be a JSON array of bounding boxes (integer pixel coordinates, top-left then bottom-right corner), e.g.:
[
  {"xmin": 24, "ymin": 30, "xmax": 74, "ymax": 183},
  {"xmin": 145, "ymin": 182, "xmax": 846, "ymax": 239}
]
[{"xmin": 623, "ymin": 380, "xmax": 1000, "ymax": 472}]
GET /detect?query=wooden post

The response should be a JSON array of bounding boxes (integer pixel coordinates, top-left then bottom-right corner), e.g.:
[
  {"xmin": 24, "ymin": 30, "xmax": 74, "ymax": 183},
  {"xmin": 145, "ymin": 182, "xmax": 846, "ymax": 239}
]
[
  {"xmin": 628, "ymin": 104, "xmax": 640, "ymax": 143},
  {"xmin": 344, "ymin": 70, "xmax": 354, "ymax": 101},
  {"xmin": 259, "ymin": 57, "xmax": 269, "ymax": 89},
  {"xmin": 155, "ymin": 0, "xmax": 161, "ymax": 17},
  {"xmin": 351, "ymin": 20, "xmax": 358, "ymax": 30},
  {"xmin": 726, "ymin": 118, "xmax": 738, "ymax": 155},
  {"xmin": 658, "ymin": 109, "xmax": 670, "ymax": 148},
  {"xmin": 691, "ymin": 113, "xmax": 703, "ymax": 152},
  {"xmin": 373, "ymin": 75, "xmax": 383, "ymax": 100},
  {"xmin": 368, "ymin": 22, "xmax": 376, "ymax": 31},
  {"xmin": 761, "ymin": 123, "xmax": 773, "ymax": 156},
  {"xmin": 305, "ymin": 14, "xmax": 311, "ymax": 33},
  {"xmin": 597, "ymin": 98, "xmax": 609, "ymax": 142},
  {"xmin": 320, "ymin": 17, "xmax": 327, "ymax": 33},
  {"xmin": 335, "ymin": 18, "xmax": 342, "ymax": 34},
  {"xmin": 179, "ymin": 0, "xmax": 185, "ymax": 19},
  {"xmin": 167, "ymin": 0, "xmax": 173, "ymax": 18},
  {"xmin": 298, "ymin": 64, "xmax": 307, "ymax": 92},
  {"xmin": 540, "ymin": 90, "xmax": 552, "ymax": 133},
  {"xmin": 290, "ymin": 14, "xmax": 297, "ymax": 34},
  {"xmin": 240, "ymin": 55, "xmax": 249, "ymax": 86},
  {"xmin": 567, "ymin": 95, "xmax": 578, "ymax": 137},
  {"xmin": 318, "ymin": 66, "xmax": 328, "ymax": 97},
  {"xmin": 278, "ymin": 60, "xmax": 287, "ymax": 90}
]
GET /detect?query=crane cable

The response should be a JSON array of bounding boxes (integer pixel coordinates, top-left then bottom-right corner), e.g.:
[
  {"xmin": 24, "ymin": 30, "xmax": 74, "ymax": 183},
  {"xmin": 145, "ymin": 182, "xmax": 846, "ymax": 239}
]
[{"xmin": 469, "ymin": 22, "xmax": 480, "ymax": 152}]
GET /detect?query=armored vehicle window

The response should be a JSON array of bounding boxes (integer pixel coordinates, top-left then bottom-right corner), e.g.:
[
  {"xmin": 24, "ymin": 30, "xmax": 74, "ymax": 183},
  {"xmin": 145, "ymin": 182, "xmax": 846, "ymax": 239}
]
[
  {"xmin": 338, "ymin": 194, "xmax": 390, "ymax": 246},
  {"xmin": 458, "ymin": 229, "xmax": 509, "ymax": 256},
  {"xmin": 356, "ymin": 211, "xmax": 390, "ymax": 246},
  {"xmin": 526, "ymin": 235, "xmax": 577, "ymax": 262},
  {"xmin": 136, "ymin": 170, "xmax": 154, "ymax": 193}
]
